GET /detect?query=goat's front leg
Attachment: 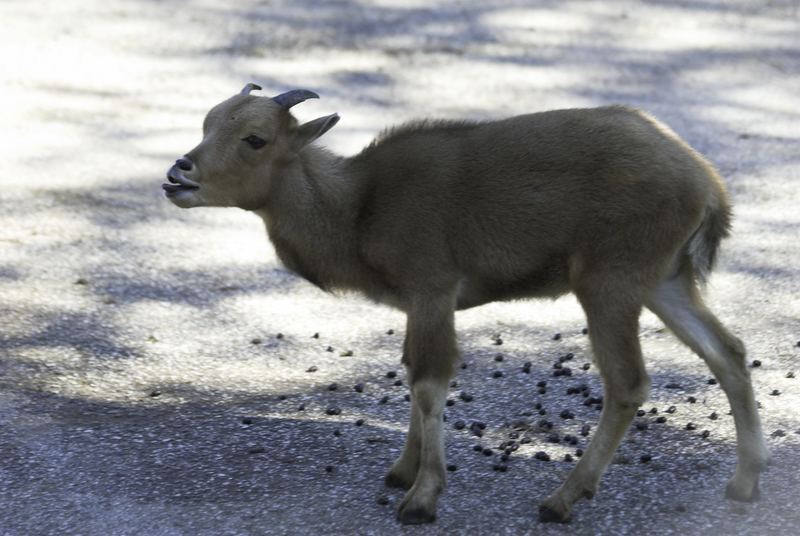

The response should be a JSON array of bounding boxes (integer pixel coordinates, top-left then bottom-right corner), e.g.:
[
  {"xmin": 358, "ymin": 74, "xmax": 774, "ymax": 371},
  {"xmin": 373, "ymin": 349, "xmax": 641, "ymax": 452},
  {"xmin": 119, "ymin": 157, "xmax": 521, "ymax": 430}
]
[{"xmin": 391, "ymin": 294, "xmax": 458, "ymax": 525}]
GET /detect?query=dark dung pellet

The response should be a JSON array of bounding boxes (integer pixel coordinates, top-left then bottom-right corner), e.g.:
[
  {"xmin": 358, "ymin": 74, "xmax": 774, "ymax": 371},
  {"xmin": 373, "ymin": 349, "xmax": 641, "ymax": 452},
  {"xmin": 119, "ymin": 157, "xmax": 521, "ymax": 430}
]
[
  {"xmin": 492, "ymin": 371, "xmax": 503, "ymax": 378},
  {"xmin": 751, "ymin": 360, "xmax": 761, "ymax": 367},
  {"xmin": 340, "ymin": 350, "xmax": 353, "ymax": 357},
  {"xmin": 386, "ymin": 370, "xmax": 397, "ymax": 379},
  {"xmin": 666, "ymin": 406, "xmax": 676, "ymax": 414},
  {"xmin": 377, "ymin": 496, "xmax": 389, "ymax": 505},
  {"xmin": 248, "ymin": 447, "xmax": 266, "ymax": 454},
  {"xmin": 378, "ymin": 396, "xmax": 389, "ymax": 404},
  {"xmin": 534, "ymin": 451, "xmax": 551, "ymax": 462},
  {"xmin": 473, "ymin": 444, "xmax": 483, "ymax": 453},
  {"xmin": 333, "ymin": 430, "xmax": 341, "ymax": 437},
  {"xmin": 386, "ymin": 329, "xmax": 394, "ymax": 335},
  {"xmin": 687, "ymin": 396, "xmax": 697, "ymax": 403},
  {"xmin": 560, "ymin": 409, "xmax": 575, "ymax": 420},
  {"xmin": 250, "ymin": 338, "xmax": 262, "ymax": 345},
  {"xmin": 636, "ymin": 409, "xmax": 646, "ymax": 417},
  {"xmin": 770, "ymin": 389, "xmax": 781, "ymax": 396},
  {"xmin": 355, "ymin": 419, "xmax": 365, "ymax": 426},
  {"xmin": 326, "ymin": 346, "xmax": 334, "ymax": 352},
  {"xmin": 581, "ymin": 363, "xmax": 591, "ymax": 371},
  {"xmin": 635, "ymin": 422, "xmax": 649, "ymax": 431},
  {"xmin": 582, "ymin": 327, "xmax": 589, "ymax": 335},
  {"xmin": 786, "ymin": 372, "xmax": 795, "ymax": 379},
  {"xmin": 494, "ymin": 354, "xmax": 504, "ymax": 362},
  {"xmin": 640, "ymin": 454, "xmax": 652, "ymax": 463},
  {"xmin": 482, "ymin": 448, "xmax": 493, "ymax": 456},
  {"xmin": 306, "ymin": 366, "xmax": 318, "ymax": 373},
  {"xmin": 445, "ymin": 399, "xmax": 455, "ymax": 407},
  {"xmin": 459, "ymin": 392, "xmax": 474, "ymax": 402},
  {"xmin": 326, "ymin": 406, "xmax": 341, "ymax": 416},
  {"xmin": 446, "ymin": 464, "xmax": 458, "ymax": 472},
  {"xmin": 404, "ymin": 394, "xmax": 410, "ymax": 402},
  {"xmin": 655, "ymin": 416, "xmax": 667, "ymax": 424},
  {"xmin": 709, "ymin": 412, "xmax": 718, "ymax": 420},
  {"xmin": 454, "ymin": 420, "xmax": 466, "ymax": 430},
  {"xmin": 312, "ymin": 332, "xmax": 320, "ymax": 338},
  {"xmin": 325, "ymin": 465, "xmax": 334, "ymax": 473},
  {"xmin": 686, "ymin": 422, "xmax": 696, "ymax": 430},
  {"xmin": 394, "ymin": 379, "xmax": 403, "ymax": 386},
  {"xmin": 564, "ymin": 454, "xmax": 574, "ymax": 462},
  {"xmin": 701, "ymin": 430, "xmax": 710, "ymax": 439},
  {"xmin": 537, "ymin": 381, "xmax": 547, "ymax": 388},
  {"xmin": 450, "ymin": 380, "xmax": 458, "ymax": 388},
  {"xmin": 707, "ymin": 378, "xmax": 717, "ymax": 385},
  {"xmin": 328, "ymin": 383, "xmax": 338, "ymax": 391},
  {"xmin": 553, "ymin": 333, "xmax": 561, "ymax": 341},
  {"xmin": 297, "ymin": 404, "xmax": 305, "ymax": 411},
  {"xmin": 354, "ymin": 383, "xmax": 364, "ymax": 393},
  {"xmin": 241, "ymin": 417, "xmax": 253, "ymax": 425}
]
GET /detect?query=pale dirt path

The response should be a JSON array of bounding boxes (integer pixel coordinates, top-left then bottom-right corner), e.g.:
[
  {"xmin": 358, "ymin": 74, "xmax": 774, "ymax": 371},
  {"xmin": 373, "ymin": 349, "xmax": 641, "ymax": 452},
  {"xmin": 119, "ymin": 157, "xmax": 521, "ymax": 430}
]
[{"xmin": 1, "ymin": 1, "xmax": 799, "ymax": 535}]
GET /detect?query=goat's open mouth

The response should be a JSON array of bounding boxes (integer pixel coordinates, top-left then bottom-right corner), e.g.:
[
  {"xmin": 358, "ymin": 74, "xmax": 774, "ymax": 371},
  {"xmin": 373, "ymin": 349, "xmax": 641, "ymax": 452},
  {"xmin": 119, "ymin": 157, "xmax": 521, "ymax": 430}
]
[{"xmin": 162, "ymin": 166, "xmax": 200, "ymax": 196}]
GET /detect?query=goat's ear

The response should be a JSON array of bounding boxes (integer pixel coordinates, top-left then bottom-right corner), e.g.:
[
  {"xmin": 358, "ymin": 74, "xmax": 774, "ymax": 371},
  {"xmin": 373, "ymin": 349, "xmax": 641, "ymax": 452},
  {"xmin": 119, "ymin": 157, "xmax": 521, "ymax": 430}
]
[{"xmin": 293, "ymin": 114, "xmax": 340, "ymax": 149}]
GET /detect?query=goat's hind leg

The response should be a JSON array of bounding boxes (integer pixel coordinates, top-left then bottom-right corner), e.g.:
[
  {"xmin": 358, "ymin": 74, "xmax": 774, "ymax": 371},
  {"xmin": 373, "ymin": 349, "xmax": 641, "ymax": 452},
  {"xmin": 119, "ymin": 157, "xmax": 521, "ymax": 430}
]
[
  {"xmin": 540, "ymin": 285, "xmax": 649, "ymax": 523},
  {"xmin": 646, "ymin": 270, "xmax": 770, "ymax": 501}
]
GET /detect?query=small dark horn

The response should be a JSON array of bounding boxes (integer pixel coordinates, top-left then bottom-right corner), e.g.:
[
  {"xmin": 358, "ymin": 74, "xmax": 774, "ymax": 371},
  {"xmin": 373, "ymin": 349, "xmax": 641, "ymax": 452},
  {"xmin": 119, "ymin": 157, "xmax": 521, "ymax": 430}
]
[
  {"xmin": 240, "ymin": 83, "xmax": 263, "ymax": 96},
  {"xmin": 272, "ymin": 89, "xmax": 320, "ymax": 109}
]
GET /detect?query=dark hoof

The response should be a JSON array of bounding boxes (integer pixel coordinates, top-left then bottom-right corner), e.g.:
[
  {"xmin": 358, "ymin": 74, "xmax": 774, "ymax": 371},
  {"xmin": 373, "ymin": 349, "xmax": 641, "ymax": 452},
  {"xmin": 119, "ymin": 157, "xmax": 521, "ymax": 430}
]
[
  {"xmin": 538, "ymin": 503, "xmax": 571, "ymax": 524},
  {"xmin": 725, "ymin": 478, "xmax": 761, "ymax": 502},
  {"xmin": 385, "ymin": 472, "xmax": 414, "ymax": 490},
  {"xmin": 397, "ymin": 505, "xmax": 436, "ymax": 525}
]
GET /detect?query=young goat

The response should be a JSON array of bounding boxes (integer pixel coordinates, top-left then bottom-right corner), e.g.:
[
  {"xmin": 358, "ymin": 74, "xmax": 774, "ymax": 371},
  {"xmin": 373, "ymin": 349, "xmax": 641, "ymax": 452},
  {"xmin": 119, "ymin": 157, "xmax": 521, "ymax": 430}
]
[{"xmin": 163, "ymin": 84, "xmax": 769, "ymax": 524}]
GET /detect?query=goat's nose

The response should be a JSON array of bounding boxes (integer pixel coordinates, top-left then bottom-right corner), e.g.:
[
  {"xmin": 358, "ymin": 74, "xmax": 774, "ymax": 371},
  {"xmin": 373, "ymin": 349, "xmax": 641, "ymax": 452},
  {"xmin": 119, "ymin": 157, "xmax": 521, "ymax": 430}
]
[{"xmin": 176, "ymin": 157, "xmax": 193, "ymax": 171}]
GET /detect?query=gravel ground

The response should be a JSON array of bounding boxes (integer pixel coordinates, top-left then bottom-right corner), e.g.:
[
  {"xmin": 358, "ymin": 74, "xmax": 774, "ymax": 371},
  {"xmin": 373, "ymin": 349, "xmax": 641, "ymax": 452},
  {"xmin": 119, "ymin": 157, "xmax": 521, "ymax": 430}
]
[{"xmin": 1, "ymin": 1, "xmax": 799, "ymax": 535}]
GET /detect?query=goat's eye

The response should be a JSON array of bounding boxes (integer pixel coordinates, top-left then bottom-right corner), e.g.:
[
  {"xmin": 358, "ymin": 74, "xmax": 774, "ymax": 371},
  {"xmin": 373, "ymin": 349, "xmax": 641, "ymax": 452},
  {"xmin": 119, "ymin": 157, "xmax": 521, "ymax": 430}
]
[{"xmin": 242, "ymin": 134, "xmax": 267, "ymax": 149}]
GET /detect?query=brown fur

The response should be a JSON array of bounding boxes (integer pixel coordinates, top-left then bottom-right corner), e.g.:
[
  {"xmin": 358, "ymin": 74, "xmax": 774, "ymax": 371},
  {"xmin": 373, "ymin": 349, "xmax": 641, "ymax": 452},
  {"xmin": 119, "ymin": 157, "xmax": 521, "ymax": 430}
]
[{"xmin": 164, "ymin": 87, "xmax": 767, "ymax": 525}]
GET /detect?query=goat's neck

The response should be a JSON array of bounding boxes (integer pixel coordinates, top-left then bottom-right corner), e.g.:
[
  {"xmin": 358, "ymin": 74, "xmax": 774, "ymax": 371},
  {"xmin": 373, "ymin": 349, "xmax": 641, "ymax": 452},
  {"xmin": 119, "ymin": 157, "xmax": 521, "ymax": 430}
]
[{"xmin": 253, "ymin": 146, "xmax": 361, "ymax": 290}]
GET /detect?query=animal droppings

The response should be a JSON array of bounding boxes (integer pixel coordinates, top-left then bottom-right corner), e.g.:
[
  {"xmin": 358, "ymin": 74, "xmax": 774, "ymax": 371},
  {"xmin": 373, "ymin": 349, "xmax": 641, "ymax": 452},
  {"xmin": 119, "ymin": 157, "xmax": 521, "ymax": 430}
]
[
  {"xmin": 640, "ymin": 454, "xmax": 652, "ymax": 463},
  {"xmin": 553, "ymin": 333, "xmax": 561, "ymax": 340},
  {"xmin": 250, "ymin": 338, "xmax": 262, "ymax": 345},
  {"xmin": 770, "ymin": 389, "xmax": 781, "ymax": 396},
  {"xmin": 751, "ymin": 360, "xmax": 761, "ymax": 367},
  {"xmin": 447, "ymin": 464, "xmax": 458, "ymax": 472},
  {"xmin": 492, "ymin": 371, "xmax": 503, "ymax": 378},
  {"xmin": 386, "ymin": 370, "xmax": 397, "ymax": 379},
  {"xmin": 459, "ymin": 392, "xmax": 474, "ymax": 402},
  {"xmin": 354, "ymin": 383, "xmax": 364, "ymax": 393},
  {"xmin": 306, "ymin": 366, "xmax": 318, "ymax": 373},
  {"xmin": 534, "ymin": 451, "xmax": 551, "ymax": 462},
  {"xmin": 377, "ymin": 496, "xmax": 389, "ymax": 505},
  {"xmin": 686, "ymin": 422, "xmax": 696, "ymax": 430},
  {"xmin": 326, "ymin": 406, "xmax": 341, "ymax": 415},
  {"xmin": 328, "ymin": 383, "xmax": 338, "ymax": 391},
  {"xmin": 707, "ymin": 378, "xmax": 718, "ymax": 385},
  {"xmin": 340, "ymin": 350, "xmax": 353, "ymax": 357},
  {"xmin": 494, "ymin": 354, "xmax": 504, "ymax": 362},
  {"xmin": 386, "ymin": 329, "xmax": 394, "ymax": 335}
]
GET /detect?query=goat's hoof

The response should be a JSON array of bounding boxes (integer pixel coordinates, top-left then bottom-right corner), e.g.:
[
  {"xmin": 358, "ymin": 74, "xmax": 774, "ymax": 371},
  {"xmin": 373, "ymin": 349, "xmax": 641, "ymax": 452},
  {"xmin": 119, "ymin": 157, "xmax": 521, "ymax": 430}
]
[
  {"xmin": 538, "ymin": 502, "xmax": 571, "ymax": 524},
  {"xmin": 397, "ymin": 504, "xmax": 436, "ymax": 525},
  {"xmin": 385, "ymin": 471, "xmax": 414, "ymax": 490},
  {"xmin": 725, "ymin": 476, "xmax": 761, "ymax": 502}
]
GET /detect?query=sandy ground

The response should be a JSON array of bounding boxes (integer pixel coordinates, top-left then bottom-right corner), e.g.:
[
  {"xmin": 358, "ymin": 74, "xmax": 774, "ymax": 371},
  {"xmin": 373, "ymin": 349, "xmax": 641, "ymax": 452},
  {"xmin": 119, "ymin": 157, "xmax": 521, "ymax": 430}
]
[{"xmin": 1, "ymin": 1, "xmax": 799, "ymax": 534}]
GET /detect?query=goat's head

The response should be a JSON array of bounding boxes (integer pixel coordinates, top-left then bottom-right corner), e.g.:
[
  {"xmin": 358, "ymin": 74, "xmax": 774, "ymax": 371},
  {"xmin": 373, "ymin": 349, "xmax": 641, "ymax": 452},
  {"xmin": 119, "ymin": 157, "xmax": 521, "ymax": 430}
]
[{"xmin": 164, "ymin": 83, "xmax": 339, "ymax": 209}]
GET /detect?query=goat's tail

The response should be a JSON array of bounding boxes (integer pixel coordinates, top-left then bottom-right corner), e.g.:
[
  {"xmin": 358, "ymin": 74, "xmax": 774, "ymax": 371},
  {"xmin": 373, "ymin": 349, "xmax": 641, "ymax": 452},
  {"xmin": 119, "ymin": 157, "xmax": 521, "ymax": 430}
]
[{"xmin": 686, "ymin": 181, "xmax": 732, "ymax": 285}]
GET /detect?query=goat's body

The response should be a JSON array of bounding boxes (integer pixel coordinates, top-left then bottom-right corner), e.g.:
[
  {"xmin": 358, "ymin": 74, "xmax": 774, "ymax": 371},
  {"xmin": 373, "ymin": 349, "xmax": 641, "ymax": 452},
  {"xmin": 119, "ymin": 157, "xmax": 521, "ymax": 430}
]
[
  {"xmin": 169, "ymin": 92, "xmax": 768, "ymax": 525},
  {"xmin": 271, "ymin": 106, "xmax": 728, "ymax": 311}
]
